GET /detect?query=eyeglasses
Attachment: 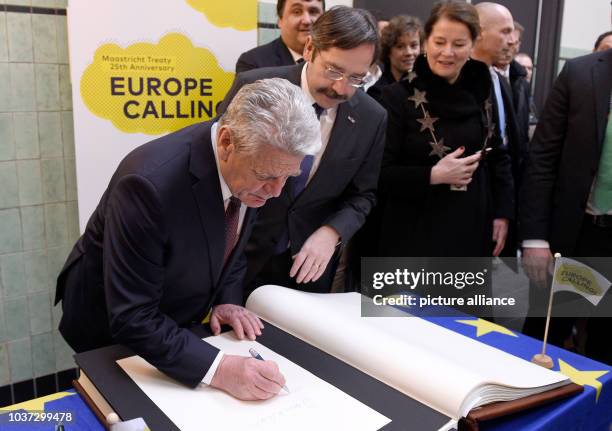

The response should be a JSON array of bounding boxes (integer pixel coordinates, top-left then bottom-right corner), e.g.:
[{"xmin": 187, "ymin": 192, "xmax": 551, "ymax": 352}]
[{"xmin": 322, "ymin": 65, "xmax": 367, "ymax": 88}]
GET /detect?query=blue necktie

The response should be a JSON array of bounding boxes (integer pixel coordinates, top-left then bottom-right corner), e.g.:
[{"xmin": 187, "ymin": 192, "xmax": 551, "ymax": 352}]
[
  {"xmin": 274, "ymin": 103, "xmax": 322, "ymax": 252},
  {"xmin": 292, "ymin": 103, "xmax": 323, "ymax": 198},
  {"xmin": 491, "ymin": 72, "xmax": 507, "ymax": 146}
]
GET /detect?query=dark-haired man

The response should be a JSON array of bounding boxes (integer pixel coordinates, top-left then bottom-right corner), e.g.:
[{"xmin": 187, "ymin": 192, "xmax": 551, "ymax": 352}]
[
  {"xmin": 235, "ymin": 0, "xmax": 324, "ymax": 73},
  {"xmin": 221, "ymin": 6, "xmax": 387, "ymax": 295}
]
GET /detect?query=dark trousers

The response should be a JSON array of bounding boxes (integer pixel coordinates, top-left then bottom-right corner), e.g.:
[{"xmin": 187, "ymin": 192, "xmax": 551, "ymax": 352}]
[{"xmin": 522, "ymin": 218, "xmax": 612, "ymax": 365}]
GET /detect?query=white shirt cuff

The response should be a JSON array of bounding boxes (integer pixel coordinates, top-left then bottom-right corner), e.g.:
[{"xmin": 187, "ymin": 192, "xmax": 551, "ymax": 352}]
[
  {"xmin": 522, "ymin": 240, "xmax": 550, "ymax": 249},
  {"xmin": 201, "ymin": 351, "xmax": 224, "ymax": 385}
]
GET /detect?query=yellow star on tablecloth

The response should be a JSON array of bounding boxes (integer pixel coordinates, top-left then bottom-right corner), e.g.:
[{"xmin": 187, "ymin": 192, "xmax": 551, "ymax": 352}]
[
  {"xmin": 455, "ymin": 318, "xmax": 518, "ymax": 337},
  {"xmin": 2, "ymin": 391, "xmax": 75, "ymax": 411},
  {"xmin": 558, "ymin": 358, "xmax": 609, "ymax": 401}
]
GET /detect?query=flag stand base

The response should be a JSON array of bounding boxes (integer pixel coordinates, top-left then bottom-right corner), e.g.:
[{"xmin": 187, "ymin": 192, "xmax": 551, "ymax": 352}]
[{"xmin": 532, "ymin": 353, "xmax": 554, "ymax": 369}]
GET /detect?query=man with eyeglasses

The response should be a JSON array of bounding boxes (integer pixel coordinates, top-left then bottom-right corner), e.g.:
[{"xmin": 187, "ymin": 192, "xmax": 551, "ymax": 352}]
[{"xmin": 219, "ymin": 6, "xmax": 387, "ymax": 296}]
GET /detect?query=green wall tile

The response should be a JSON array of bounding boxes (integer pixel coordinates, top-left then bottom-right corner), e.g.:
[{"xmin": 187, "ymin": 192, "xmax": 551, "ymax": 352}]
[
  {"xmin": 32, "ymin": 14, "xmax": 57, "ymax": 64},
  {"xmin": 38, "ymin": 112, "xmax": 62, "ymax": 158},
  {"xmin": 46, "ymin": 245, "xmax": 68, "ymax": 283},
  {"xmin": 53, "ymin": 330, "xmax": 74, "ymax": 371},
  {"xmin": 32, "ymin": 332, "xmax": 54, "ymax": 377},
  {"xmin": 0, "ymin": 344, "xmax": 9, "ymax": 386},
  {"xmin": 60, "ymin": 111, "xmax": 74, "ymax": 158},
  {"xmin": 64, "ymin": 158, "xmax": 76, "ymax": 201},
  {"xmin": 258, "ymin": 28, "xmax": 280, "ymax": 46},
  {"xmin": 65, "ymin": 200, "xmax": 79, "ymax": 244},
  {"xmin": 6, "ymin": 12, "xmax": 32, "ymax": 62},
  {"xmin": 29, "ymin": 291, "xmax": 52, "ymax": 334},
  {"xmin": 9, "ymin": 63, "xmax": 36, "ymax": 111},
  {"xmin": 32, "ymin": 0, "xmax": 63, "ymax": 6},
  {"xmin": 55, "ymin": 16, "xmax": 68, "ymax": 64},
  {"xmin": 8, "ymin": 338, "xmax": 33, "ymax": 382},
  {"xmin": 0, "ymin": 63, "xmax": 9, "ymax": 112},
  {"xmin": 23, "ymin": 250, "xmax": 49, "ymax": 293},
  {"xmin": 0, "ymin": 305, "xmax": 6, "ymax": 343},
  {"xmin": 258, "ymin": 2, "xmax": 278, "ymax": 24},
  {"xmin": 0, "ymin": 161, "xmax": 18, "ymax": 209},
  {"xmin": 44, "ymin": 203, "xmax": 67, "ymax": 247},
  {"xmin": 4, "ymin": 0, "xmax": 31, "ymax": 5},
  {"xmin": 0, "ymin": 113, "xmax": 15, "ymax": 161},
  {"xmin": 0, "ymin": 13, "xmax": 8, "ymax": 62},
  {"xmin": 4, "ymin": 297, "xmax": 29, "ymax": 340},
  {"xmin": 0, "ymin": 209, "xmax": 22, "ymax": 253},
  {"xmin": 14, "ymin": 112, "xmax": 39, "ymax": 160},
  {"xmin": 21, "ymin": 205, "xmax": 45, "ymax": 250},
  {"xmin": 51, "ymin": 302, "xmax": 61, "ymax": 328},
  {"xmin": 59, "ymin": 64, "xmax": 71, "ymax": 110},
  {"xmin": 0, "ymin": 253, "xmax": 26, "ymax": 299},
  {"xmin": 17, "ymin": 160, "xmax": 42, "ymax": 206},
  {"xmin": 35, "ymin": 63, "xmax": 59, "ymax": 111},
  {"xmin": 41, "ymin": 158, "xmax": 66, "ymax": 203}
]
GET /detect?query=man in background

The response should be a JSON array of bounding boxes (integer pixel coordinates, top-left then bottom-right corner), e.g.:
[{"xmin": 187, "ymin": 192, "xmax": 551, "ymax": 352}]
[
  {"xmin": 235, "ymin": 0, "xmax": 324, "ymax": 73},
  {"xmin": 594, "ymin": 30, "xmax": 612, "ymax": 52},
  {"xmin": 521, "ymin": 48, "xmax": 612, "ymax": 365},
  {"xmin": 221, "ymin": 7, "xmax": 387, "ymax": 295},
  {"xmin": 473, "ymin": 2, "xmax": 522, "ymax": 256}
]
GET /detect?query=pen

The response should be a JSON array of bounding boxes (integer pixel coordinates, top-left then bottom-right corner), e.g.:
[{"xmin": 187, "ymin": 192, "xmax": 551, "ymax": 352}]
[{"xmin": 249, "ymin": 348, "xmax": 290, "ymax": 393}]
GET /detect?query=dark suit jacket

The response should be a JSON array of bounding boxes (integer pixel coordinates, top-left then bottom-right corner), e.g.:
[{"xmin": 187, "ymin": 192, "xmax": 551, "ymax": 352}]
[
  {"xmin": 55, "ymin": 121, "xmax": 256, "ymax": 387},
  {"xmin": 520, "ymin": 49, "xmax": 612, "ymax": 254},
  {"xmin": 218, "ymin": 64, "xmax": 387, "ymax": 291},
  {"xmin": 235, "ymin": 37, "xmax": 295, "ymax": 73},
  {"xmin": 508, "ymin": 60, "xmax": 531, "ymax": 152},
  {"xmin": 495, "ymin": 69, "xmax": 527, "ymax": 184}
]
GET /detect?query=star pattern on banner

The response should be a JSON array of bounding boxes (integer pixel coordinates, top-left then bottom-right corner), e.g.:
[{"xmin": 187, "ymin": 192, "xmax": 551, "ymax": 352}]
[
  {"xmin": 417, "ymin": 111, "xmax": 439, "ymax": 132},
  {"xmin": 558, "ymin": 358, "xmax": 609, "ymax": 402},
  {"xmin": 408, "ymin": 88, "xmax": 428, "ymax": 108},
  {"xmin": 455, "ymin": 318, "xmax": 518, "ymax": 338},
  {"xmin": 429, "ymin": 138, "xmax": 450, "ymax": 158}
]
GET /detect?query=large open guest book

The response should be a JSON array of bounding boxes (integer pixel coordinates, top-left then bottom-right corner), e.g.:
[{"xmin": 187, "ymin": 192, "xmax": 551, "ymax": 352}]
[{"xmin": 74, "ymin": 285, "xmax": 581, "ymax": 431}]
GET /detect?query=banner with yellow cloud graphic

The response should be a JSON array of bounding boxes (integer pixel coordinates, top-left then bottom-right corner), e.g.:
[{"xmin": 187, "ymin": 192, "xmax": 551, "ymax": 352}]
[
  {"xmin": 68, "ymin": 0, "xmax": 256, "ymax": 230},
  {"xmin": 80, "ymin": 34, "xmax": 235, "ymax": 135}
]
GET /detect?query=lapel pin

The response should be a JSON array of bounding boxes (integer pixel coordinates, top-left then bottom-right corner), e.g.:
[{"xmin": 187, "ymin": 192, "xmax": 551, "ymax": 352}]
[{"xmin": 347, "ymin": 115, "xmax": 355, "ymax": 124}]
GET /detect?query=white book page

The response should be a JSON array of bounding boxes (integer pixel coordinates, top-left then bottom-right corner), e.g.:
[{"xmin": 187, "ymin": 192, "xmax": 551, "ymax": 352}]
[
  {"xmin": 117, "ymin": 333, "xmax": 390, "ymax": 431},
  {"xmin": 246, "ymin": 285, "xmax": 568, "ymax": 419}
]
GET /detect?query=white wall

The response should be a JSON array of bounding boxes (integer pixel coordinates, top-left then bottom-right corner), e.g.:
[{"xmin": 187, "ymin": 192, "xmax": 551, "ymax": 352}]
[{"xmin": 560, "ymin": 0, "xmax": 611, "ymax": 57}]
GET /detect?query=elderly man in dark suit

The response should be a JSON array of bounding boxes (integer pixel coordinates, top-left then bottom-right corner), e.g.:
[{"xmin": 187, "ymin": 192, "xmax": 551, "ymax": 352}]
[
  {"xmin": 521, "ymin": 48, "xmax": 612, "ymax": 365},
  {"xmin": 236, "ymin": 0, "xmax": 324, "ymax": 73},
  {"xmin": 55, "ymin": 78, "xmax": 321, "ymax": 399},
  {"xmin": 222, "ymin": 6, "xmax": 387, "ymax": 295},
  {"xmin": 473, "ymin": 3, "xmax": 525, "ymax": 256}
]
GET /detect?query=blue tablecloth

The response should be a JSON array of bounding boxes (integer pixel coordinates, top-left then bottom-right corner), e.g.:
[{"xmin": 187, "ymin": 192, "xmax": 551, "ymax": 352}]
[{"xmin": 1, "ymin": 318, "xmax": 610, "ymax": 430}]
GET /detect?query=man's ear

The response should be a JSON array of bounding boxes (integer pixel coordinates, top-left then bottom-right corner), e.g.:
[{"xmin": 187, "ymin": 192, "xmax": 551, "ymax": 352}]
[
  {"xmin": 303, "ymin": 36, "xmax": 314, "ymax": 61},
  {"xmin": 217, "ymin": 126, "xmax": 234, "ymax": 162}
]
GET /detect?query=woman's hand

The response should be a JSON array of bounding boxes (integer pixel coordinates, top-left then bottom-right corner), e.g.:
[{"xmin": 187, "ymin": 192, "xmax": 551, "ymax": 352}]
[{"xmin": 430, "ymin": 147, "xmax": 481, "ymax": 186}]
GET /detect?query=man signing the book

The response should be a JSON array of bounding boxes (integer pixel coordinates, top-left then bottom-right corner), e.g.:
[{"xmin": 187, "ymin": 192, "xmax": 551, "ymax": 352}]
[{"xmin": 54, "ymin": 78, "xmax": 321, "ymax": 400}]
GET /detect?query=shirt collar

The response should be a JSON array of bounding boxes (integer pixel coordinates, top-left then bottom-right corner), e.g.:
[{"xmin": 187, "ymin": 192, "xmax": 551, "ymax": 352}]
[
  {"xmin": 210, "ymin": 122, "xmax": 234, "ymax": 203},
  {"xmin": 300, "ymin": 63, "xmax": 316, "ymax": 105},
  {"xmin": 288, "ymin": 46, "xmax": 303, "ymax": 63}
]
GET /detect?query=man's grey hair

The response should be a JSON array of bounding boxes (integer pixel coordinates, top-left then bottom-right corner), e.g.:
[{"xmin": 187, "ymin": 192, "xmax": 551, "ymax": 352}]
[{"xmin": 219, "ymin": 78, "xmax": 321, "ymax": 157}]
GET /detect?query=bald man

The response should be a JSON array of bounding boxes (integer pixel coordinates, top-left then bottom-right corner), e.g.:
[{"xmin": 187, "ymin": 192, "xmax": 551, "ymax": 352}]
[{"xmin": 473, "ymin": 3, "xmax": 525, "ymax": 257}]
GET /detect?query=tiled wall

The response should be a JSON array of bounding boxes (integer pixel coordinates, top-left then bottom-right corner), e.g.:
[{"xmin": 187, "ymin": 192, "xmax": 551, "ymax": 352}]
[
  {"xmin": 0, "ymin": 0, "xmax": 79, "ymax": 404},
  {"xmin": 258, "ymin": 2, "xmax": 281, "ymax": 45}
]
